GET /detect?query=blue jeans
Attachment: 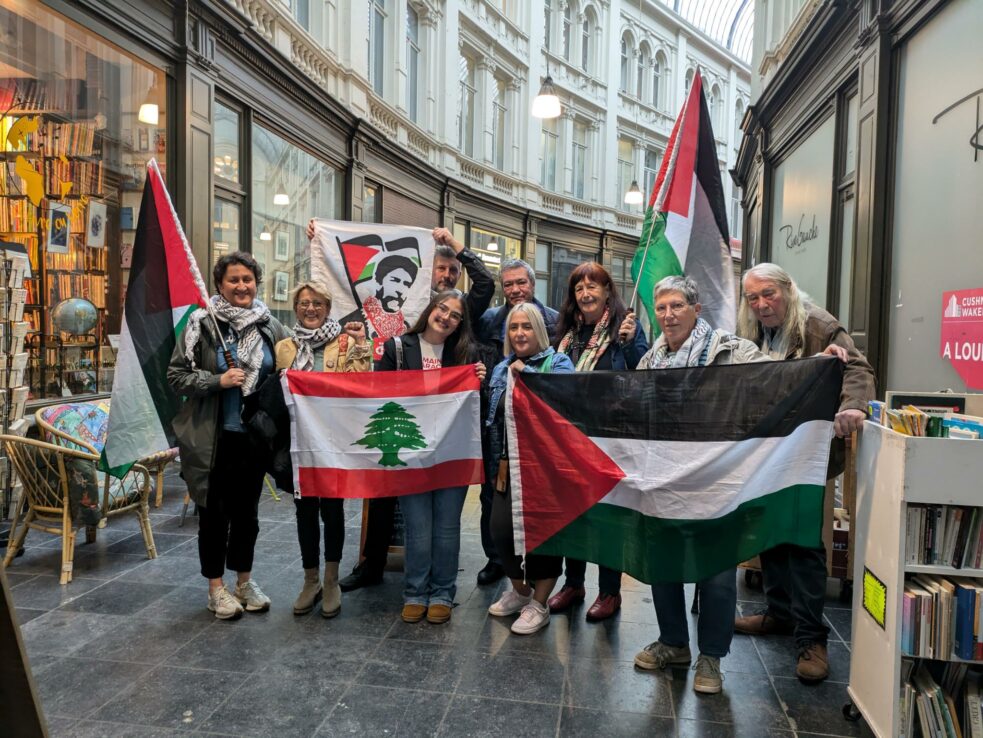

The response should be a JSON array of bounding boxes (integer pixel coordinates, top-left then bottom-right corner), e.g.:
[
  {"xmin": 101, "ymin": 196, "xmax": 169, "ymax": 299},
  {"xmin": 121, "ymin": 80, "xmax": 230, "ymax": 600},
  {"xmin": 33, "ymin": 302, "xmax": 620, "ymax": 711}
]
[
  {"xmin": 651, "ymin": 567, "xmax": 737, "ymax": 659},
  {"xmin": 399, "ymin": 486, "xmax": 467, "ymax": 607}
]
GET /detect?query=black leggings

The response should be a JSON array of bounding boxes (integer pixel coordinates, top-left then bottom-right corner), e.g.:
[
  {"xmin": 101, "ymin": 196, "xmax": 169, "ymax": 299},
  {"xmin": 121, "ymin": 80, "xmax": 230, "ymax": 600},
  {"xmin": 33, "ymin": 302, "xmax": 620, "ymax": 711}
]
[
  {"xmin": 490, "ymin": 486, "xmax": 562, "ymax": 582},
  {"xmin": 294, "ymin": 497, "xmax": 345, "ymax": 568},
  {"xmin": 198, "ymin": 431, "xmax": 266, "ymax": 579}
]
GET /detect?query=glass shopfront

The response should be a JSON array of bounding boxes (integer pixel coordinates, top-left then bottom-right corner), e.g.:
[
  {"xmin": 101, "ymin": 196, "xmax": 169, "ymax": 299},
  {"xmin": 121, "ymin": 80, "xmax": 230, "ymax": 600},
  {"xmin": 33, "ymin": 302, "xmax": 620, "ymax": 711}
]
[{"xmin": 0, "ymin": 0, "xmax": 167, "ymax": 400}]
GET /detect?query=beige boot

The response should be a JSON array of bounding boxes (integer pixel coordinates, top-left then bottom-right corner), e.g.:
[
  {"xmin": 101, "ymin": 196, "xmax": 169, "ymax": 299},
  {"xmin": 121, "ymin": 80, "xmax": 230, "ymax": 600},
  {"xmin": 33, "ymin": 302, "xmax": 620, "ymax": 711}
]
[
  {"xmin": 293, "ymin": 568, "xmax": 322, "ymax": 615},
  {"xmin": 322, "ymin": 561, "xmax": 341, "ymax": 618}
]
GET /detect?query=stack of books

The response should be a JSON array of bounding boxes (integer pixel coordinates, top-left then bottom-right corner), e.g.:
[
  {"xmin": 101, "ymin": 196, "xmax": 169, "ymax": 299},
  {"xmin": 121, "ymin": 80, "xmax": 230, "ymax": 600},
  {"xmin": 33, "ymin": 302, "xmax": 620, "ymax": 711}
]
[
  {"xmin": 903, "ymin": 575, "xmax": 983, "ymax": 660},
  {"xmin": 907, "ymin": 505, "xmax": 983, "ymax": 569},
  {"xmin": 867, "ymin": 400, "xmax": 983, "ymax": 439}
]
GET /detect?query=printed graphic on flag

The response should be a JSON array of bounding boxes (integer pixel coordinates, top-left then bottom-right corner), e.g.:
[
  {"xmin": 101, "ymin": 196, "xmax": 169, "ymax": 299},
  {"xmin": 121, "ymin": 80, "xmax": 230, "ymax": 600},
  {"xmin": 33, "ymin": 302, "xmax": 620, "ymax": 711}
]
[
  {"xmin": 309, "ymin": 221, "xmax": 434, "ymax": 353},
  {"xmin": 506, "ymin": 357, "xmax": 843, "ymax": 583},
  {"xmin": 283, "ymin": 365, "xmax": 484, "ymax": 498}
]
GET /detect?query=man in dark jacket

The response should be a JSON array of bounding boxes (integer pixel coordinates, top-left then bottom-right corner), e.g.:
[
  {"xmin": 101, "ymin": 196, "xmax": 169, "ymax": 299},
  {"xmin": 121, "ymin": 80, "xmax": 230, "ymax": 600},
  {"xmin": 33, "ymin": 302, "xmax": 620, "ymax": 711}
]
[
  {"xmin": 337, "ymin": 225, "xmax": 495, "ymax": 591},
  {"xmin": 471, "ymin": 259, "xmax": 559, "ymax": 585},
  {"xmin": 733, "ymin": 263, "xmax": 875, "ymax": 684}
]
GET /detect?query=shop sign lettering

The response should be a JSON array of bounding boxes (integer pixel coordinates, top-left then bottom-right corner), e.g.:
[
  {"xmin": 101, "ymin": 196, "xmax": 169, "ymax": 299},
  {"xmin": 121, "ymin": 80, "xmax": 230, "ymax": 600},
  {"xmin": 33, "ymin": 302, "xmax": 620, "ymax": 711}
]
[
  {"xmin": 779, "ymin": 214, "xmax": 819, "ymax": 251},
  {"xmin": 941, "ymin": 288, "xmax": 983, "ymax": 389}
]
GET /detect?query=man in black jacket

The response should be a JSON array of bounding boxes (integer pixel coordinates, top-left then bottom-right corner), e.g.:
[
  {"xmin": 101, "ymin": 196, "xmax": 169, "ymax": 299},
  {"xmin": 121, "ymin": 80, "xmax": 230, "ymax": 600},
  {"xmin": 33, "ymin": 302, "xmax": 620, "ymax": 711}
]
[{"xmin": 334, "ymin": 225, "xmax": 495, "ymax": 591}]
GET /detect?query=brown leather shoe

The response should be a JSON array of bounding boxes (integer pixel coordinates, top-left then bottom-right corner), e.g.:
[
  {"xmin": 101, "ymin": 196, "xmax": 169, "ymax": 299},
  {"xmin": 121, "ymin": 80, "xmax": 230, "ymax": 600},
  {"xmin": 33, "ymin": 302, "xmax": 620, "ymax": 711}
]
[
  {"xmin": 401, "ymin": 604, "xmax": 427, "ymax": 623},
  {"xmin": 547, "ymin": 585, "xmax": 586, "ymax": 613},
  {"xmin": 796, "ymin": 643, "xmax": 829, "ymax": 682},
  {"xmin": 734, "ymin": 612, "xmax": 795, "ymax": 636},
  {"xmin": 586, "ymin": 593, "xmax": 622, "ymax": 622},
  {"xmin": 426, "ymin": 604, "xmax": 452, "ymax": 624}
]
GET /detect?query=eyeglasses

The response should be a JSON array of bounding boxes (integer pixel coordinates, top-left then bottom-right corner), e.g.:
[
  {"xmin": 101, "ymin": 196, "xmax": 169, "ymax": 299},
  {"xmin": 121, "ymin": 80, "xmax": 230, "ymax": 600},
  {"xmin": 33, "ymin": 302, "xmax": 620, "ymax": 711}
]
[
  {"xmin": 435, "ymin": 302, "xmax": 464, "ymax": 323},
  {"xmin": 297, "ymin": 300, "xmax": 327, "ymax": 310},
  {"xmin": 654, "ymin": 301, "xmax": 692, "ymax": 316}
]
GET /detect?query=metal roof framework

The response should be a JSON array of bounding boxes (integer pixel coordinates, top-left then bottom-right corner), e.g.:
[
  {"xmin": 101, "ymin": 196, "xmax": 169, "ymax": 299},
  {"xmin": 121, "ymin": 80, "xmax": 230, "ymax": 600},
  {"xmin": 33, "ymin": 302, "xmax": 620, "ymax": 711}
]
[{"xmin": 660, "ymin": 0, "xmax": 754, "ymax": 63}]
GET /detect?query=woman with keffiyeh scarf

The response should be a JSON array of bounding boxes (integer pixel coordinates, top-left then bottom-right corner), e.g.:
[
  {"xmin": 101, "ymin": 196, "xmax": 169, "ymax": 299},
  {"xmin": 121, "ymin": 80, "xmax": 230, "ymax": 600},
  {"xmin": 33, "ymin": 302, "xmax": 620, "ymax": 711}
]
[
  {"xmin": 273, "ymin": 281, "xmax": 371, "ymax": 619},
  {"xmin": 168, "ymin": 252, "xmax": 289, "ymax": 621},
  {"xmin": 547, "ymin": 261, "xmax": 649, "ymax": 624}
]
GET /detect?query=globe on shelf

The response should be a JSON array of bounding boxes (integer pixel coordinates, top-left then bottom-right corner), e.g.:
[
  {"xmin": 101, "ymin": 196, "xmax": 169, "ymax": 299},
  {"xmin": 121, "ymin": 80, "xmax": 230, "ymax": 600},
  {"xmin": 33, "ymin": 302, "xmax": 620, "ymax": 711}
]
[{"xmin": 51, "ymin": 298, "xmax": 98, "ymax": 336}]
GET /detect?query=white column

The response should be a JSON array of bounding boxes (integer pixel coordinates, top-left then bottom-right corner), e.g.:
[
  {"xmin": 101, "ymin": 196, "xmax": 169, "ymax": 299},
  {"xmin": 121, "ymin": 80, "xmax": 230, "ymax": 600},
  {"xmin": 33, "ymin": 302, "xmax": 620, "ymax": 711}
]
[
  {"xmin": 560, "ymin": 109, "xmax": 574, "ymax": 194},
  {"xmin": 393, "ymin": 2, "xmax": 408, "ymax": 114},
  {"xmin": 524, "ymin": 0, "xmax": 548, "ymax": 202},
  {"xmin": 478, "ymin": 59, "xmax": 496, "ymax": 165},
  {"xmin": 674, "ymin": 30, "xmax": 688, "ymax": 114},
  {"xmin": 440, "ymin": 5, "xmax": 463, "ymax": 167},
  {"xmin": 602, "ymin": 0, "xmax": 622, "ymax": 212},
  {"xmin": 507, "ymin": 78, "xmax": 522, "ymax": 175},
  {"xmin": 421, "ymin": 10, "xmax": 440, "ymax": 134}
]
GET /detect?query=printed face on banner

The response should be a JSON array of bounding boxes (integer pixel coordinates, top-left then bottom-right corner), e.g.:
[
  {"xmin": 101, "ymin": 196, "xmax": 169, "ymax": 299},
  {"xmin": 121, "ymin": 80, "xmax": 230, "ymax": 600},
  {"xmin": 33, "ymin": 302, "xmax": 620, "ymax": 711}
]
[{"xmin": 308, "ymin": 220, "xmax": 435, "ymax": 351}]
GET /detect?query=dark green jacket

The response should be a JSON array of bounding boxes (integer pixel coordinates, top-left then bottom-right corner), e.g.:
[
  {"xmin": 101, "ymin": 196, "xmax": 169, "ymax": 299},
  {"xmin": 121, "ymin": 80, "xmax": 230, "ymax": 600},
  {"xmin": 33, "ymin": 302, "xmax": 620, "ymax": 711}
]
[{"xmin": 167, "ymin": 314, "xmax": 289, "ymax": 506}]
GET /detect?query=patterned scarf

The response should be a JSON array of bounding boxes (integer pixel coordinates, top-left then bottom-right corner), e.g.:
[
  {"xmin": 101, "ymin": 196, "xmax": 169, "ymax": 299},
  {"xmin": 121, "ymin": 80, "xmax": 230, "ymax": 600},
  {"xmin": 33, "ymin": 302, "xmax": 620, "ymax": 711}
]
[
  {"xmin": 362, "ymin": 296, "xmax": 406, "ymax": 338},
  {"xmin": 184, "ymin": 295, "xmax": 271, "ymax": 396},
  {"xmin": 290, "ymin": 319, "xmax": 342, "ymax": 371},
  {"xmin": 647, "ymin": 317, "xmax": 713, "ymax": 369},
  {"xmin": 556, "ymin": 307, "xmax": 613, "ymax": 371}
]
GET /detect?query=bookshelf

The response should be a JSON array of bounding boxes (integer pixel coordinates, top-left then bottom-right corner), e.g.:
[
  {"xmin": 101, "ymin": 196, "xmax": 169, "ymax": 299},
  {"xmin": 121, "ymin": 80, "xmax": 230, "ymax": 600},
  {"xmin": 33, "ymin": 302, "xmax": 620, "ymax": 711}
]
[{"xmin": 848, "ymin": 421, "xmax": 983, "ymax": 736}]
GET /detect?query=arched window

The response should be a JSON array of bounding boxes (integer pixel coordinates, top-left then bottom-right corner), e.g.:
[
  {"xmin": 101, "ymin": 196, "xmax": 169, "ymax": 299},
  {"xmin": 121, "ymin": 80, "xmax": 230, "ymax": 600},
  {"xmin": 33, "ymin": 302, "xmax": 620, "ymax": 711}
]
[
  {"xmin": 710, "ymin": 84, "xmax": 723, "ymax": 134},
  {"xmin": 652, "ymin": 51, "xmax": 666, "ymax": 110},
  {"xmin": 619, "ymin": 36, "xmax": 630, "ymax": 93},
  {"xmin": 685, "ymin": 68, "xmax": 695, "ymax": 95},
  {"xmin": 562, "ymin": 5, "xmax": 573, "ymax": 61},
  {"xmin": 581, "ymin": 14, "xmax": 592, "ymax": 72},
  {"xmin": 544, "ymin": 0, "xmax": 551, "ymax": 50},
  {"xmin": 734, "ymin": 98, "xmax": 745, "ymax": 146},
  {"xmin": 637, "ymin": 44, "xmax": 650, "ymax": 100}
]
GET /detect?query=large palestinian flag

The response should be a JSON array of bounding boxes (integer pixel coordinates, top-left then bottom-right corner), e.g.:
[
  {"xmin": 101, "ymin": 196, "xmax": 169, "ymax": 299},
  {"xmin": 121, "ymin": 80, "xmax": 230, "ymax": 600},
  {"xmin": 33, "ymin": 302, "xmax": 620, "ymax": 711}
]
[
  {"xmin": 631, "ymin": 70, "xmax": 735, "ymax": 336},
  {"xmin": 506, "ymin": 358, "xmax": 843, "ymax": 583},
  {"xmin": 101, "ymin": 159, "xmax": 209, "ymax": 476},
  {"xmin": 283, "ymin": 365, "xmax": 483, "ymax": 497}
]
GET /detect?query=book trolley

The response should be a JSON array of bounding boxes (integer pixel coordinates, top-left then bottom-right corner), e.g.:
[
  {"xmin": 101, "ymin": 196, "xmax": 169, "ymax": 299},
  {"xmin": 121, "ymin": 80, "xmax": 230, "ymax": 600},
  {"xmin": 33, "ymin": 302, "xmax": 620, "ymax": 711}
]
[{"xmin": 847, "ymin": 420, "xmax": 983, "ymax": 736}]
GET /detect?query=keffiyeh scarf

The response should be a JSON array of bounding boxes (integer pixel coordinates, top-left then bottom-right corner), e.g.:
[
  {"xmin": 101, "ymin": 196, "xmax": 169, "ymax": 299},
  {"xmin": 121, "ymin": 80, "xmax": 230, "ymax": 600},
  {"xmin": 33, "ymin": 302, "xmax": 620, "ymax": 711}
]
[
  {"xmin": 290, "ymin": 319, "xmax": 342, "ymax": 371},
  {"xmin": 362, "ymin": 296, "xmax": 406, "ymax": 338},
  {"xmin": 184, "ymin": 294, "xmax": 271, "ymax": 396},
  {"xmin": 647, "ymin": 317, "xmax": 714, "ymax": 369},
  {"xmin": 556, "ymin": 307, "xmax": 613, "ymax": 371}
]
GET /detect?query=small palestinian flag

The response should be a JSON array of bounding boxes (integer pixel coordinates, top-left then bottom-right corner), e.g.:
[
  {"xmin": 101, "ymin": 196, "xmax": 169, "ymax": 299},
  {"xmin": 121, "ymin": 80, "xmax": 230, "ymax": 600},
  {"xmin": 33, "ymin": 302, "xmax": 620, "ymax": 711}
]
[
  {"xmin": 101, "ymin": 159, "xmax": 209, "ymax": 476},
  {"xmin": 283, "ymin": 365, "xmax": 484, "ymax": 497},
  {"xmin": 506, "ymin": 358, "xmax": 843, "ymax": 583},
  {"xmin": 631, "ymin": 70, "xmax": 735, "ymax": 336}
]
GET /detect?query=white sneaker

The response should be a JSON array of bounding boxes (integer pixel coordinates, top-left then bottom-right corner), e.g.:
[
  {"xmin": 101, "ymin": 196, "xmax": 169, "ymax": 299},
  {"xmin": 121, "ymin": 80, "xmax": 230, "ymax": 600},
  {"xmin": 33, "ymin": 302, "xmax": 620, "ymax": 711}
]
[
  {"xmin": 208, "ymin": 585, "xmax": 244, "ymax": 620},
  {"xmin": 510, "ymin": 600, "xmax": 550, "ymax": 635},
  {"xmin": 489, "ymin": 588, "xmax": 532, "ymax": 617},
  {"xmin": 234, "ymin": 579, "xmax": 271, "ymax": 612}
]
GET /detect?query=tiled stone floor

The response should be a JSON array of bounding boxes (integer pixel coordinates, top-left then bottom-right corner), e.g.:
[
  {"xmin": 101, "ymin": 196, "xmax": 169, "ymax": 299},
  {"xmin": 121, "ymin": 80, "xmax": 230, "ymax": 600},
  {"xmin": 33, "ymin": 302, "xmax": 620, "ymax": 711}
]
[{"xmin": 6, "ymin": 470, "xmax": 872, "ymax": 737}]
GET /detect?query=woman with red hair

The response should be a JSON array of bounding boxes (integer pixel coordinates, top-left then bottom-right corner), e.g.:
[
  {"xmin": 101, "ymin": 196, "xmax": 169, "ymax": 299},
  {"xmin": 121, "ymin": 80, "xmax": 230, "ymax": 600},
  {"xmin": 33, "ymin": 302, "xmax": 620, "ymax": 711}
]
[{"xmin": 547, "ymin": 261, "xmax": 648, "ymax": 623}]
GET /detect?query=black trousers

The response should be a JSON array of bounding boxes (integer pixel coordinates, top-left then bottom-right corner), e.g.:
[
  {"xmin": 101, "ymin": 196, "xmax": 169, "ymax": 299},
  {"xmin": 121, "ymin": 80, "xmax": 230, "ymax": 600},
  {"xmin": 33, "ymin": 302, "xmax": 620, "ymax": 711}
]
[
  {"xmin": 294, "ymin": 497, "xmax": 344, "ymax": 568},
  {"xmin": 759, "ymin": 543, "xmax": 830, "ymax": 647},
  {"xmin": 479, "ymin": 480, "xmax": 501, "ymax": 565},
  {"xmin": 360, "ymin": 496, "xmax": 397, "ymax": 574},
  {"xmin": 562, "ymin": 559, "xmax": 623, "ymax": 595},
  {"xmin": 490, "ymin": 486, "xmax": 562, "ymax": 582},
  {"xmin": 198, "ymin": 431, "xmax": 266, "ymax": 579}
]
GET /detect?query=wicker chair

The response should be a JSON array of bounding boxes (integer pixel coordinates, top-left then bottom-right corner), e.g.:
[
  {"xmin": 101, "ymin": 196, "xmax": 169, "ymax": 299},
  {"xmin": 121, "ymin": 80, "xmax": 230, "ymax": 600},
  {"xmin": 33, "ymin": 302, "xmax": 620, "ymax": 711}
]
[
  {"xmin": 1, "ymin": 435, "xmax": 156, "ymax": 584},
  {"xmin": 35, "ymin": 401, "xmax": 180, "ymax": 509}
]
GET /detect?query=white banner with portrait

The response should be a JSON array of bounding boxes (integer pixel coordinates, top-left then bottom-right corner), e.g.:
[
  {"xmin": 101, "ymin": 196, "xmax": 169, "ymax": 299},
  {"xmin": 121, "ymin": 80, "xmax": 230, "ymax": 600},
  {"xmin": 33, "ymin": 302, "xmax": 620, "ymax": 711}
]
[{"xmin": 309, "ymin": 219, "xmax": 434, "ymax": 359}]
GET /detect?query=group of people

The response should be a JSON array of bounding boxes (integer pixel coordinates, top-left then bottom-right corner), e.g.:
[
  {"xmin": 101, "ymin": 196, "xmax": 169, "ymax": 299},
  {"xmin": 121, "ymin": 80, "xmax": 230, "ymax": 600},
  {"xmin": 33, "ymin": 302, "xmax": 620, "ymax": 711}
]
[{"xmin": 167, "ymin": 226, "xmax": 875, "ymax": 697}]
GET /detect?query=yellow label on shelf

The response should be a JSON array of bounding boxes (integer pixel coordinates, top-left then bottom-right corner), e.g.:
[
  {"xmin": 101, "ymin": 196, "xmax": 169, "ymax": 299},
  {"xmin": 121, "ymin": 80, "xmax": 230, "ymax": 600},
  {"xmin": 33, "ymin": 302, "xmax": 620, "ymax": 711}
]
[{"xmin": 863, "ymin": 566, "xmax": 887, "ymax": 630}]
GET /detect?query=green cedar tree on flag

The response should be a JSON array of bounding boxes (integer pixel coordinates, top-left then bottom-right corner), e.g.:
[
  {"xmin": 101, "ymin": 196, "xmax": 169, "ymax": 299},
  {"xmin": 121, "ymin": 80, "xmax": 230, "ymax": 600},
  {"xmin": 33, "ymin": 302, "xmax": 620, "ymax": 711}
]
[
  {"xmin": 100, "ymin": 159, "xmax": 209, "ymax": 476},
  {"xmin": 506, "ymin": 357, "xmax": 843, "ymax": 583},
  {"xmin": 631, "ymin": 70, "xmax": 736, "ymax": 336}
]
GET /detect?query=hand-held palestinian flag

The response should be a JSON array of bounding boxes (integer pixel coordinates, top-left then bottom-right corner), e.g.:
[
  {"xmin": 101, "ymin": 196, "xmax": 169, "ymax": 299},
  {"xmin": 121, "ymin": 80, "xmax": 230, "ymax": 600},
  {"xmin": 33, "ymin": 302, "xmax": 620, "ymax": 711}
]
[
  {"xmin": 283, "ymin": 365, "xmax": 484, "ymax": 497},
  {"xmin": 101, "ymin": 159, "xmax": 209, "ymax": 476},
  {"xmin": 506, "ymin": 357, "xmax": 843, "ymax": 583},
  {"xmin": 631, "ymin": 70, "xmax": 735, "ymax": 336}
]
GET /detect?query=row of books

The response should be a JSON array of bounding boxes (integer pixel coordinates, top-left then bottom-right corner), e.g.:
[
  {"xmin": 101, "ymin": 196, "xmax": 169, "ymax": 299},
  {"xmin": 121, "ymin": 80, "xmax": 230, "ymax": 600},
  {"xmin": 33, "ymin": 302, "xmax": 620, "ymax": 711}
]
[
  {"xmin": 48, "ymin": 274, "xmax": 107, "ymax": 308},
  {"xmin": 45, "ymin": 243, "xmax": 109, "ymax": 272},
  {"xmin": 42, "ymin": 159, "xmax": 104, "ymax": 197},
  {"xmin": 40, "ymin": 121, "xmax": 98, "ymax": 157},
  {"xmin": 5, "ymin": 79, "xmax": 86, "ymax": 116},
  {"xmin": 904, "ymin": 574, "xmax": 983, "ymax": 660},
  {"xmin": 0, "ymin": 198, "xmax": 39, "ymax": 233},
  {"xmin": 907, "ymin": 505, "xmax": 983, "ymax": 569},
  {"xmin": 901, "ymin": 661, "xmax": 983, "ymax": 738},
  {"xmin": 868, "ymin": 400, "xmax": 983, "ymax": 439}
]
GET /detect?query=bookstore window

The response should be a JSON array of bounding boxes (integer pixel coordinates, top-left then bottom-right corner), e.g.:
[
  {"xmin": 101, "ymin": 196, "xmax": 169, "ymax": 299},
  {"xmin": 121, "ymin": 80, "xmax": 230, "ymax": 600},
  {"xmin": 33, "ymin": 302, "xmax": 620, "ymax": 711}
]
[
  {"xmin": 250, "ymin": 122, "xmax": 343, "ymax": 326},
  {"xmin": 544, "ymin": 242, "xmax": 596, "ymax": 310},
  {"xmin": 533, "ymin": 242, "xmax": 551, "ymax": 307},
  {"xmin": 213, "ymin": 99, "xmax": 245, "ymax": 256},
  {"xmin": 363, "ymin": 182, "xmax": 381, "ymax": 223},
  {"xmin": 470, "ymin": 225, "xmax": 520, "ymax": 306},
  {"xmin": 0, "ymin": 0, "xmax": 167, "ymax": 400}
]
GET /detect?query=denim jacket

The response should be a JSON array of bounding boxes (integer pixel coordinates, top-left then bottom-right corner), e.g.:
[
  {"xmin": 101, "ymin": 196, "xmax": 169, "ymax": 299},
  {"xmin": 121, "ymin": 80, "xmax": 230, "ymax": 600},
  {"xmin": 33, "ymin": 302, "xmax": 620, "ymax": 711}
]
[{"xmin": 485, "ymin": 347, "xmax": 575, "ymax": 471}]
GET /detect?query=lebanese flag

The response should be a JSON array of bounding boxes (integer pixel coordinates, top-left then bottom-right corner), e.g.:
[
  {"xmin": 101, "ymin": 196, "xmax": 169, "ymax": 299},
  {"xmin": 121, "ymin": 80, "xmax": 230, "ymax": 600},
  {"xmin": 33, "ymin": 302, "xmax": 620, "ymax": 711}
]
[
  {"xmin": 101, "ymin": 159, "xmax": 209, "ymax": 476},
  {"xmin": 630, "ymin": 70, "xmax": 735, "ymax": 336},
  {"xmin": 283, "ymin": 365, "xmax": 484, "ymax": 498},
  {"xmin": 506, "ymin": 357, "xmax": 843, "ymax": 583}
]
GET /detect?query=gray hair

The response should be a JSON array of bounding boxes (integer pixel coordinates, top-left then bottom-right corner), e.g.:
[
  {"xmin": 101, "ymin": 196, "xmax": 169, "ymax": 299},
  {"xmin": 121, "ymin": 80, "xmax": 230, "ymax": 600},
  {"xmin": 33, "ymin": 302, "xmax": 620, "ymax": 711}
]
[
  {"xmin": 653, "ymin": 275, "xmax": 699, "ymax": 305},
  {"xmin": 434, "ymin": 244, "xmax": 456, "ymax": 261},
  {"xmin": 500, "ymin": 258, "xmax": 536, "ymax": 285},
  {"xmin": 503, "ymin": 303, "xmax": 550, "ymax": 356},
  {"xmin": 737, "ymin": 262, "xmax": 809, "ymax": 357}
]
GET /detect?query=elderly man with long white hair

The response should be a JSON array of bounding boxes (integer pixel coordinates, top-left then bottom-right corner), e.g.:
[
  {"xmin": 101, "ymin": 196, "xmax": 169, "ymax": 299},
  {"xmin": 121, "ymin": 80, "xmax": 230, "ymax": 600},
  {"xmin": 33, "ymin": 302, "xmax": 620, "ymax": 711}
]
[{"xmin": 733, "ymin": 262, "xmax": 875, "ymax": 684}]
